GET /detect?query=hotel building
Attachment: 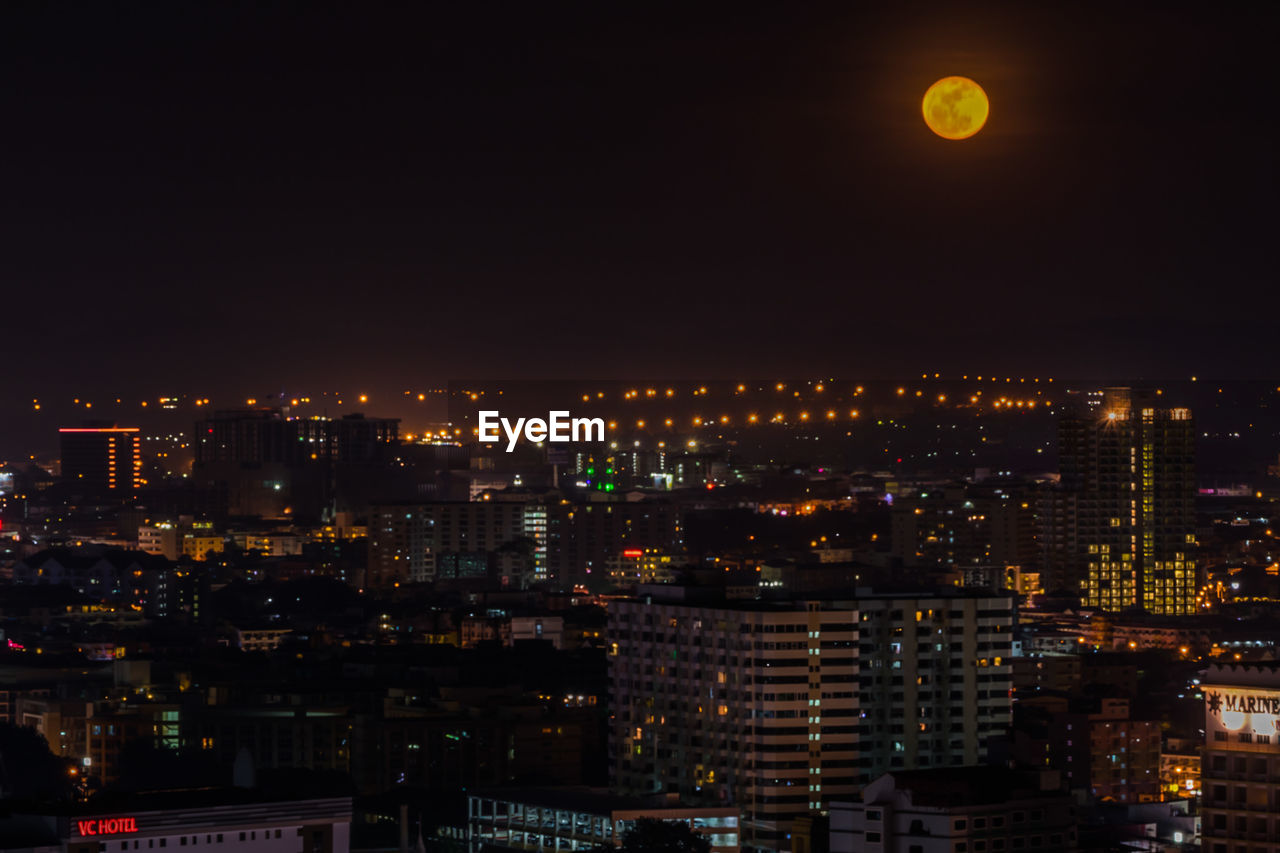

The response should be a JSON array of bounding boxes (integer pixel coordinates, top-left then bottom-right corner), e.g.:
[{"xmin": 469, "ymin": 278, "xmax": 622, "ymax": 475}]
[
  {"xmin": 0, "ymin": 792, "xmax": 351, "ymax": 853},
  {"xmin": 1202, "ymin": 663, "xmax": 1280, "ymax": 853}
]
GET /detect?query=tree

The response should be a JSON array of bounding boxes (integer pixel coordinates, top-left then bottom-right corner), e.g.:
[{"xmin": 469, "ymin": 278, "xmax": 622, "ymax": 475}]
[
  {"xmin": 0, "ymin": 722, "xmax": 74, "ymax": 801},
  {"xmin": 589, "ymin": 818, "xmax": 712, "ymax": 853}
]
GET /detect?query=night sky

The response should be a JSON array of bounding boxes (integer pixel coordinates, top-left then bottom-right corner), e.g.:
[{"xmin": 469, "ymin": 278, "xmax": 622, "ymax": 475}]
[{"xmin": 3, "ymin": 2, "xmax": 1276, "ymax": 400}]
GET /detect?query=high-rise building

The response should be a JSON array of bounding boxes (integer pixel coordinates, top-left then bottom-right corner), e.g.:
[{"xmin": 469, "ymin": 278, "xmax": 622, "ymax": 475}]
[
  {"xmin": 59, "ymin": 425, "xmax": 142, "ymax": 494},
  {"xmin": 608, "ymin": 590, "xmax": 858, "ymax": 851},
  {"xmin": 193, "ymin": 409, "xmax": 399, "ymax": 517},
  {"xmin": 368, "ymin": 501, "xmax": 536, "ymax": 588},
  {"xmin": 890, "ymin": 483, "xmax": 1038, "ymax": 574},
  {"xmin": 1057, "ymin": 388, "xmax": 1197, "ymax": 614},
  {"xmin": 1201, "ymin": 663, "xmax": 1280, "ymax": 853},
  {"xmin": 607, "ymin": 586, "xmax": 1015, "ymax": 851},
  {"xmin": 855, "ymin": 593, "xmax": 1014, "ymax": 783}
]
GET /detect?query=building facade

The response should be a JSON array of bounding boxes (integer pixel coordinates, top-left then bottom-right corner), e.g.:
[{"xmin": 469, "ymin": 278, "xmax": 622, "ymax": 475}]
[
  {"xmin": 1058, "ymin": 388, "xmax": 1197, "ymax": 614},
  {"xmin": 1202, "ymin": 663, "xmax": 1280, "ymax": 853},
  {"xmin": 1, "ymin": 794, "xmax": 351, "ymax": 853},
  {"xmin": 829, "ymin": 768, "xmax": 1077, "ymax": 853},
  {"xmin": 608, "ymin": 590, "xmax": 859, "ymax": 850},
  {"xmin": 607, "ymin": 587, "xmax": 1015, "ymax": 850},
  {"xmin": 855, "ymin": 593, "xmax": 1014, "ymax": 783},
  {"xmin": 368, "ymin": 501, "xmax": 533, "ymax": 587},
  {"xmin": 59, "ymin": 426, "xmax": 141, "ymax": 495},
  {"xmin": 466, "ymin": 788, "xmax": 740, "ymax": 852}
]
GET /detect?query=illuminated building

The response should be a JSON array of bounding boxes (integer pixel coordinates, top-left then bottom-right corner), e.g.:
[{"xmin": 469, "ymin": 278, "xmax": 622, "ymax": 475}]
[
  {"xmin": 606, "ymin": 548, "xmax": 678, "ymax": 588},
  {"xmin": 137, "ymin": 522, "xmax": 180, "ymax": 559},
  {"xmin": 606, "ymin": 586, "xmax": 1011, "ymax": 850},
  {"xmin": 368, "ymin": 501, "xmax": 536, "ymax": 588},
  {"xmin": 574, "ymin": 447, "xmax": 717, "ymax": 492},
  {"xmin": 855, "ymin": 592, "xmax": 1014, "ymax": 783},
  {"xmin": 608, "ymin": 590, "xmax": 858, "ymax": 851},
  {"xmin": 466, "ymin": 788, "xmax": 741, "ymax": 852},
  {"xmin": 548, "ymin": 501, "xmax": 683, "ymax": 589},
  {"xmin": 1202, "ymin": 662, "xmax": 1280, "ymax": 853},
  {"xmin": 1161, "ymin": 735, "xmax": 1202, "ymax": 800},
  {"xmin": 890, "ymin": 484, "xmax": 1037, "ymax": 573},
  {"xmin": 138, "ymin": 520, "xmax": 224, "ymax": 562},
  {"xmin": 1, "ymin": 793, "xmax": 352, "ymax": 853},
  {"xmin": 1059, "ymin": 388, "xmax": 1197, "ymax": 614},
  {"xmin": 1081, "ymin": 699, "xmax": 1160, "ymax": 802},
  {"xmin": 59, "ymin": 425, "xmax": 141, "ymax": 494}
]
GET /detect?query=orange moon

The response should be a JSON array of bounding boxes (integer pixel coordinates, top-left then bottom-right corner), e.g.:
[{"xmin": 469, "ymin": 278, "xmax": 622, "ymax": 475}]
[{"xmin": 922, "ymin": 76, "xmax": 989, "ymax": 140}]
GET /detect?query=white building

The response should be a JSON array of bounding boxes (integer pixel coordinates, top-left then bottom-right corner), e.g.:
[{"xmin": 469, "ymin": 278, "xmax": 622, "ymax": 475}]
[
  {"xmin": 1, "ymin": 794, "xmax": 351, "ymax": 853},
  {"xmin": 830, "ymin": 768, "xmax": 1076, "ymax": 853}
]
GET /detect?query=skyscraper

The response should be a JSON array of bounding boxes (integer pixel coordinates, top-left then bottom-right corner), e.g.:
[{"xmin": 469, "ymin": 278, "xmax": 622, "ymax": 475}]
[{"xmin": 1058, "ymin": 388, "xmax": 1197, "ymax": 615}]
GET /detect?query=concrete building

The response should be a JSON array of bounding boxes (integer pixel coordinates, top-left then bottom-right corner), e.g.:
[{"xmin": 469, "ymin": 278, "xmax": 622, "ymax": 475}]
[
  {"xmin": 890, "ymin": 484, "xmax": 1036, "ymax": 572},
  {"xmin": 0, "ymin": 792, "xmax": 351, "ymax": 853},
  {"xmin": 608, "ymin": 588, "xmax": 858, "ymax": 850},
  {"xmin": 1201, "ymin": 662, "xmax": 1280, "ymax": 853},
  {"xmin": 1057, "ymin": 388, "xmax": 1198, "ymax": 614},
  {"xmin": 232, "ymin": 628, "xmax": 293, "ymax": 652},
  {"xmin": 59, "ymin": 425, "xmax": 142, "ymax": 495},
  {"xmin": 511, "ymin": 615, "xmax": 564, "ymax": 648},
  {"xmin": 192, "ymin": 408, "xmax": 399, "ymax": 518},
  {"xmin": 368, "ymin": 501, "xmax": 533, "ymax": 588},
  {"xmin": 607, "ymin": 586, "xmax": 1014, "ymax": 850},
  {"xmin": 466, "ymin": 788, "xmax": 740, "ymax": 852},
  {"xmin": 856, "ymin": 592, "xmax": 1014, "ymax": 782},
  {"xmin": 829, "ymin": 767, "xmax": 1077, "ymax": 853},
  {"xmin": 548, "ymin": 501, "xmax": 684, "ymax": 590}
]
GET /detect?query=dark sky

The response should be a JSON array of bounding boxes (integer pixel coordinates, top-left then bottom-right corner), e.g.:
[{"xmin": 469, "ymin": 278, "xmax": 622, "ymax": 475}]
[{"xmin": 2, "ymin": 2, "xmax": 1276, "ymax": 399}]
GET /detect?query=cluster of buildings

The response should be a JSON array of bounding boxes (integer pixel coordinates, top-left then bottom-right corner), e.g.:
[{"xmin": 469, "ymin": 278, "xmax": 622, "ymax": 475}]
[{"xmin": 3, "ymin": 385, "xmax": 1280, "ymax": 852}]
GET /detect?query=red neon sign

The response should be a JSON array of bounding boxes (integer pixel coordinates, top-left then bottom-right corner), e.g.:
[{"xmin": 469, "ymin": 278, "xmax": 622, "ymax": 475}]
[
  {"xmin": 622, "ymin": 549, "xmax": 644, "ymax": 558},
  {"xmin": 77, "ymin": 817, "xmax": 138, "ymax": 837}
]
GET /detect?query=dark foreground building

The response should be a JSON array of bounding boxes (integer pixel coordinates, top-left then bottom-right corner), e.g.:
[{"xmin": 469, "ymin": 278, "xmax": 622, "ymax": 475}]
[{"xmin": 829, "ymin": 767, "xmax": 1077, "ymax": 853}]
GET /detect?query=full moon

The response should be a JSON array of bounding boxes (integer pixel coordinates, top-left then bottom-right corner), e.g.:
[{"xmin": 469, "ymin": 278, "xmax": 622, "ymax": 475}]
[{"xmin": 922, "ymin": 76, "xmax": 989, "ymax": 140}]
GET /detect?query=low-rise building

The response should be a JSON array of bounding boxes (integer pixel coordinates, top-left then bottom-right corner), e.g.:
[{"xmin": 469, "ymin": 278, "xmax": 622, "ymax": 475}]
[
  {"xmin": 829, "ymin": 767, "xmax": 1077, "ymax": 853},
  {"xmin": 0, "ymin": 791, "xmax": 351, "ymax": 853},
  {"xmin": 466, "ymin": 788, "xmax": 740, "ymax": 852}
]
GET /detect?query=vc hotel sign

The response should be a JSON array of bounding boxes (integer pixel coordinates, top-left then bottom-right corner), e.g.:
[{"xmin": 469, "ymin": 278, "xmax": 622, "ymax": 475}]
[{"xmin": 76, "ymin": 816, "xmax": 139, "ymax": 837}]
